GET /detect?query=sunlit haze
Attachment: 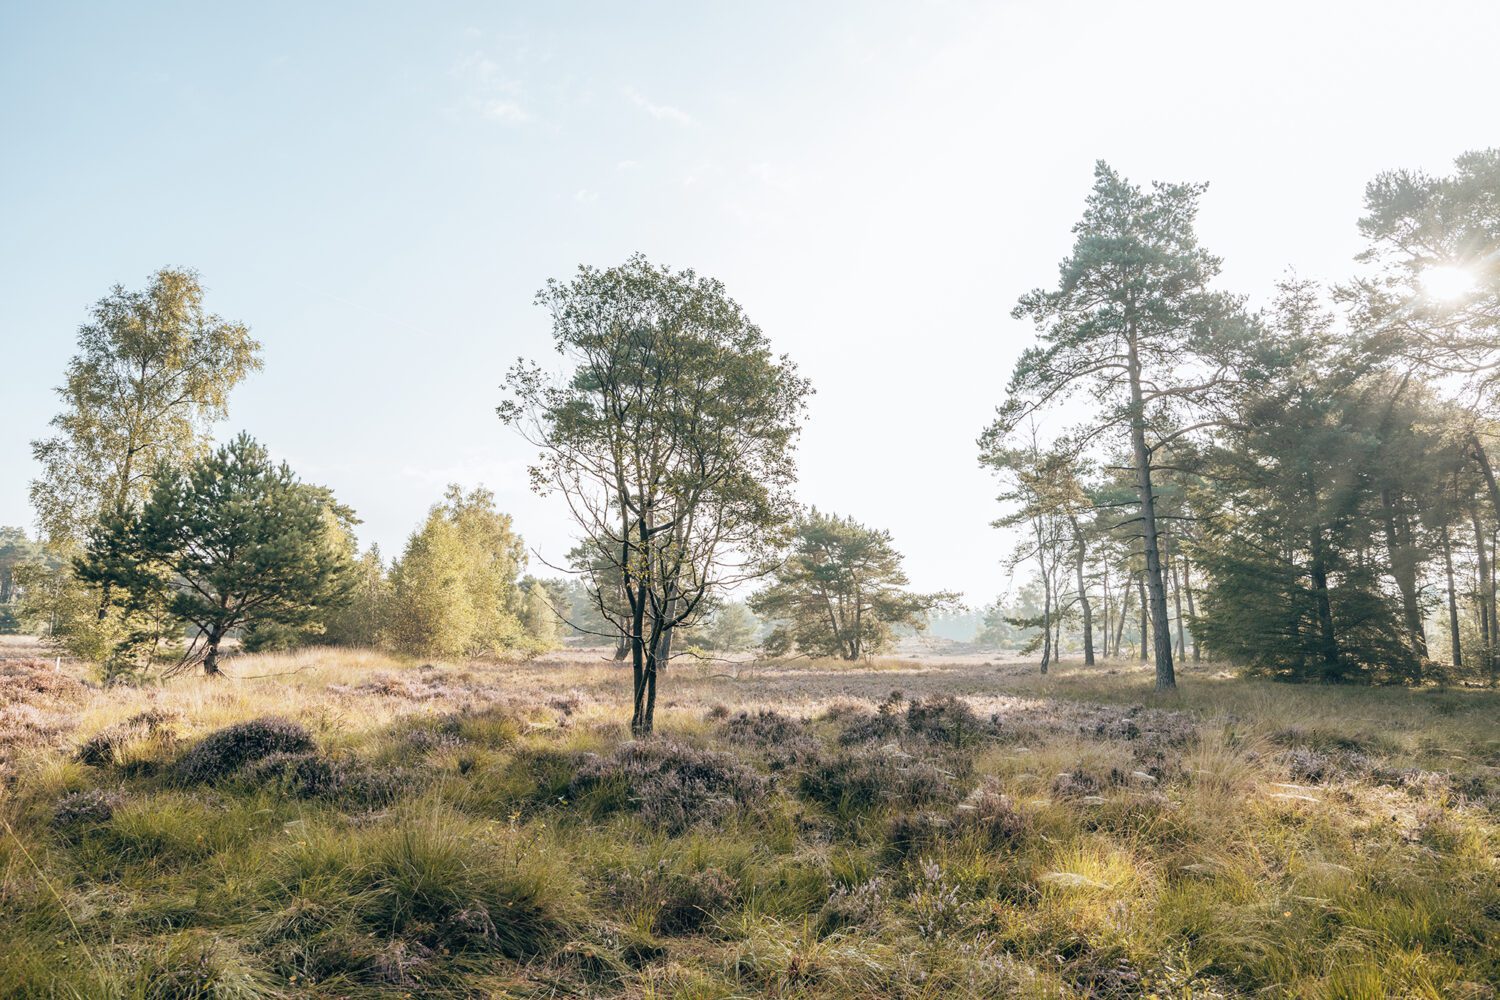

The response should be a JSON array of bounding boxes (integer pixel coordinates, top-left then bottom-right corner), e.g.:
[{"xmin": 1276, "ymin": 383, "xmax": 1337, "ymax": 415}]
[{"xmin": 3, "ymin": 1, "xmax": 1497, "ymax": 603}]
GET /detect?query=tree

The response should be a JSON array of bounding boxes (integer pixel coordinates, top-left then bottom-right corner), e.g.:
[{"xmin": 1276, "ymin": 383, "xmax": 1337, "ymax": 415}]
[
  {"xmin": 502, "ymin": 255, "xmax": 810, "ymax": 734},
  {"xmin": 979, "ymin": 425, "xmax": 1096, "ymax": 672},
  {"xmin": 993, "ymin": 162, "xmax": 1247, "ymax": 690},
  {"xmin": 29, "ymin": 268, "xmax": 261, "ymax": 659},
  {"xmin": 322, "ymin": 546, "xmax": 390, "ymax": 647},
  {"xmin": 521, "ymin": 578, "xmax": 561, "ymax": 651},
  {"xmin": 0, "ymin": 528, "xmax": 43, "ymax": 633},
  {"xmin": 77, "ymin": 434, "xmax": 355, "ymax": 676},
  {"xmin": 974, "ymin": 583, "xmax": 1046, "ymax": 651},
  {"xmin": 384, "ymin": 487, "xmax": 528, "ymax": 659},
  {"xmin": 564, "ymin": 542, "xmax": 631, "ymax": 657},
  {"xmin": 0, "ymin": 527, "xmax": 36, "ymax": 604},
  {"xmin": 750, "ymin": 510, "xmax": 954, "ymax": 660},
  {"xmin": 692, "ymin": 601, "xmax": 760, "ymax": 653}
]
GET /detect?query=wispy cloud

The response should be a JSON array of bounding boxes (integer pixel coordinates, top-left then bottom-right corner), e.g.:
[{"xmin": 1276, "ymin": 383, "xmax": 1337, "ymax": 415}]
[
  {"xmin": 625, "ymin": 87, "xmax": 693, "ymax": 125},
  {"xmin": 452, "ymin": 51, "xmax": 532, "ymax": 125},
  {"xmin": 481, "ymin": 98, "xmax": 530, "ymax": 123}
]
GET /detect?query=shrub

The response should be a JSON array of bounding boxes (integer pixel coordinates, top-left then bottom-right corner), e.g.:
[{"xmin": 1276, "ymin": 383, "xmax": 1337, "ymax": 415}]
[
  {"xmin": 173, "ymin": 717, "xmax": 315, "ymax": 785},
  {"xmin": 1050, "ymin": 765, "xmax": 1127, "ymax": 799},
  {"xmin": 239, "ymin": 751, "xmax": 402, "ymax": 806},
  {"xmin": 603, "ymin": 862, "xmax": 741, "ymax": 936},
  {"xmin": 571, "ymin": 739, "xmax": 768, "ymax": 833},
  {"xmin": 953, "ymin": 786, "xmax": 1029, "ymax": 847},
  {"xmin": 905, "ymin": 695, "xmax": 992, "ymax": 746},
  {"xmin": 720, "ymin": 709, "xmax": 821, "ymax": 770},
  {"xmin": 817, "ymin": 877, "xmax": 888, "ymax": 934},
  {"xmin": 52, "ymin": 788, "xmax": 120, "ymax": 831},
  {"xmin": 835, "ymin": 701, "xmax": 907, "ymax": 746},
  {"xmin": 76, "ymin": 708, "xmax": 179, "ymax": 770},
  {"xmin": 799, "ymin": 746, "xmax": 957, "ymax": 817},
  {"xmin": 1281, "ymin": 746, "xmax": 1374, "ymax": 783},
  {"xmin": 886, "ymin": 811, "xmax": 950, "ymax": 858}
]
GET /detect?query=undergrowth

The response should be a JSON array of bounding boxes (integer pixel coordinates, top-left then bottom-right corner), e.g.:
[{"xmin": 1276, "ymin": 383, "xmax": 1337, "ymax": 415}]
[{"xmin": 0, "ymin": 648, "xmax": 1496, "ymax": 998}]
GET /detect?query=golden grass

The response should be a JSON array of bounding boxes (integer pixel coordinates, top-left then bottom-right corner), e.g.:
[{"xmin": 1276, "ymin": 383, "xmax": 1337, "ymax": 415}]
[{"xmin": 0, "ymin": 645, "xmax": 1496, "ymax": 998}]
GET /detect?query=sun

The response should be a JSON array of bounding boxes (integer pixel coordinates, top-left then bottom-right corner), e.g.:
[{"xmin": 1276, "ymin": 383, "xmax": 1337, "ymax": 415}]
[{"xmin": 1419, "ymin": 264, "xmax": 1477, "ymax": 302}]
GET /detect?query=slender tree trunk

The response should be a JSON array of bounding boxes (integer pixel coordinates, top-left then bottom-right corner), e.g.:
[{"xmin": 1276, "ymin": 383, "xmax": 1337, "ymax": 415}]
[
  {"xmin": 1114, "ymin": 572, "xmax": 1132, "ymax": 659},
  {"xmin": 1169, "ymin": 547, "xmax": 1186, "ymax": 660},
  {"xmin": 1071, "ymin": 517, "xmax": 1094, "ymax": 665},
  {"xmin": 1473, "ymin": 504, "xmax": 1493, "ymax": 675},
  {"xmin": 628, "ymin": 519, "xmax": 652, "ymax": 736},
  {"xmin": 1126, "ymin": 335, "xmax": 1175, "ymax": 689},
  {"xmin": 203, "ymin": 627, "xmax": 223, "ymax": 677},
  {"xmin": 1441, "ymin": 523, "xmax": 1462, "ymax": 669},
  {"xmin": 1039, "ymin": 564, "xmax": 1052, "ymax": 674},
  {"xmin": 1182, "ymin": 555, "xmax": 1199, "ymax": 663},
  {"xmin": 654, "ymin": 596, "xmax": 678, "ymax": 667},
  {"xmin": 1137, "ymin": 571, "xmax": 1148, "ymax": 664},
  {"xmin": 1380, "ymin": 488, "xmax": 1426, "ymax": 679},
  {"xmin": 1100, "ymin": 563, "xmax": 1111, "ymax": 659},
  {"xmin": 1309, "ymin": 531, "xmax": 1341, "ymax": 682}
]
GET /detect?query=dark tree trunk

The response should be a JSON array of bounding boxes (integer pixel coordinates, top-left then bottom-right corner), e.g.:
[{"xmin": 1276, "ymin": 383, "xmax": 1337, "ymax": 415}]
[
  {"xmin": 1126, "ymin": 335, "xmax": 1175, "ymax": 689},
  {"xmin": 1071, "ymin": 518, "xmax": 1094, "ymax": 665},
  {"xmin": 1309, "ymin": 531, "xmax": 1341, "ymax": 682},
  {"xmin": 1114, "ymin": 573, "xmax": 1132, "ymax": 659},
  {"xmin": 1441, "ymin": 523, "xmax": 1462, "ymax": 669},
  {"xmin": 1039, "ymin": 567, "xmax": 1052, "ymax": 675},
  {"xmin": 1137, "ymin": 571, "xmax": 1148, "ymax": 664},
  {"xmin": 203, "ymin": 628, "xmax": 224, "ymax": 677},
  {"xmin": 1379, "ymin": 487, "xmax": 1426, "ymax": 678},
  {"xmin": 1182, "ymin": 555, "xmax": 1200, "ymax": 663}
]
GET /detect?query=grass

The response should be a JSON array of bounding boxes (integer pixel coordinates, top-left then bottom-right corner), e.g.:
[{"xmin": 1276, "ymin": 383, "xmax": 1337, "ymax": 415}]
[{"xmin": 0, "ymin": 645, "xmax": 1497, "ymax": 998}]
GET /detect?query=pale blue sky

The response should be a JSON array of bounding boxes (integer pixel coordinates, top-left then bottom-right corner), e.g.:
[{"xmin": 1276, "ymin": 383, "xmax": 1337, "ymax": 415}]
[{"xmin": 3, "ymin": 1, "xmax": 1497, "ymax": 601}]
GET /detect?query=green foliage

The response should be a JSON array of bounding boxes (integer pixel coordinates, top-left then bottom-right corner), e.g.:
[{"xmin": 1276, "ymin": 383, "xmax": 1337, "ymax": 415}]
[
  {"xmin": 30, "ymin": 268, "xmax": 262, "ymax": 547},
  {"xmin": 992, "ymin": 161, "xmax": 1251, "ymax": 689},
  {"xmin": 751, "ymin": 510, "xmax": 954, "ymax": 660},
  {"xmin": 384, "ymin": 486, "xmax": 528, "ymax": 658},
  {"xmin": 26, "ymin": 268, "xmax": 260, "ymax": 663},
  {"xmin": 502, "ymin": 254, "xmax": 811, "ymax": 732},
  {"xmin": 691, "ymin": 600, "xmax": 760, "ymax": 653},
  {"xmin": 520, "ymin": 578, "xmax": 561, "ymax": 653},
  {"xmin": 76, "ymin": 433, "xmax": 356, "ymax": 674}
]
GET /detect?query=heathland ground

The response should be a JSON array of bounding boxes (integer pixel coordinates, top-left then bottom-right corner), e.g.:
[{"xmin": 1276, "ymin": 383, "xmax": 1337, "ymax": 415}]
[{"xmin": 1, "ymin": 641, "xmax": 1497, "ymax": 998}]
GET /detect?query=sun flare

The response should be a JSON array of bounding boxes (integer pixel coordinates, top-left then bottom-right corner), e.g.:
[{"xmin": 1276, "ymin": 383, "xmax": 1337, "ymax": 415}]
[{"xmin": 1420, "ymin": 264, "xmax": 1478, "ymax": 301}]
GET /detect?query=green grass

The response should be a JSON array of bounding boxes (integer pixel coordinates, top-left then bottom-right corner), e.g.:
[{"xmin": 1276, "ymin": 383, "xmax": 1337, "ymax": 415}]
[{"xmin": 0, "ymin": 647, "xmax": 1497, "ymax": 997}]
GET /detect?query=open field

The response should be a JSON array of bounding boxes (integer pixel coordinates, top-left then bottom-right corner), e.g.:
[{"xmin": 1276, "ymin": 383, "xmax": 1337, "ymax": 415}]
[{"xmin": 1, "ymin": 645, "xmax": 1498, "ymax": 998}]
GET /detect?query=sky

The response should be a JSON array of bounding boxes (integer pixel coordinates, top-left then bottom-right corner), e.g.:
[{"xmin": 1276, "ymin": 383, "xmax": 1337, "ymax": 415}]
[{"xmin": 2, "ymin": 0, "xmax": 1498, "ymax": 604}]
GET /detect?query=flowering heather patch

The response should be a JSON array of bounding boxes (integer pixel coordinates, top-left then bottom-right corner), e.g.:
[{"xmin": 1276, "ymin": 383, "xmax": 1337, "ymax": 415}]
[
  {"xmin": 172, "ymin": 716, "xmax": 315, "ymax": 784},
  {"xmin": 571, "ymin": 738, "xmax": 768, "ymax": 832}
]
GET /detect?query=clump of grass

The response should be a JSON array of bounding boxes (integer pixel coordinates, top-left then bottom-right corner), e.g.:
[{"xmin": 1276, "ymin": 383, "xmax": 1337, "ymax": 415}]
[
  {"xmin": 905, "ymin": 694, "xmax": 994, "ymax": 746},
  {"xmin": 76, "ymin": 707, "xmax": 181, "ymax": 770},
  {"xmin": 718, "ymin": 709, "xmax": 821, "ymax": 770},
  {"xmin": 817, "ymin": 876, "xmax": 888, "ymax": 933},
  {"xmin": 238, "ymin": 750, "xmax": 404, "ymax": 807},
  {"xmin": 571, "ymin": 738, "xmax": 768, "ymax": 833},
  {"xmin": 601, "ymin": 860, "xmax": 741, "ymax": 936},
  {"xmin": 173, "ymin": 716, "xmax": 315, "ymax": 785},
  {"xmin": 264, "ymin": 804, "xmax": 582, "ymax": 988},
  {"xmin": 799, "ymin": 744, "xmax": 959, "ymax": 820}
]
